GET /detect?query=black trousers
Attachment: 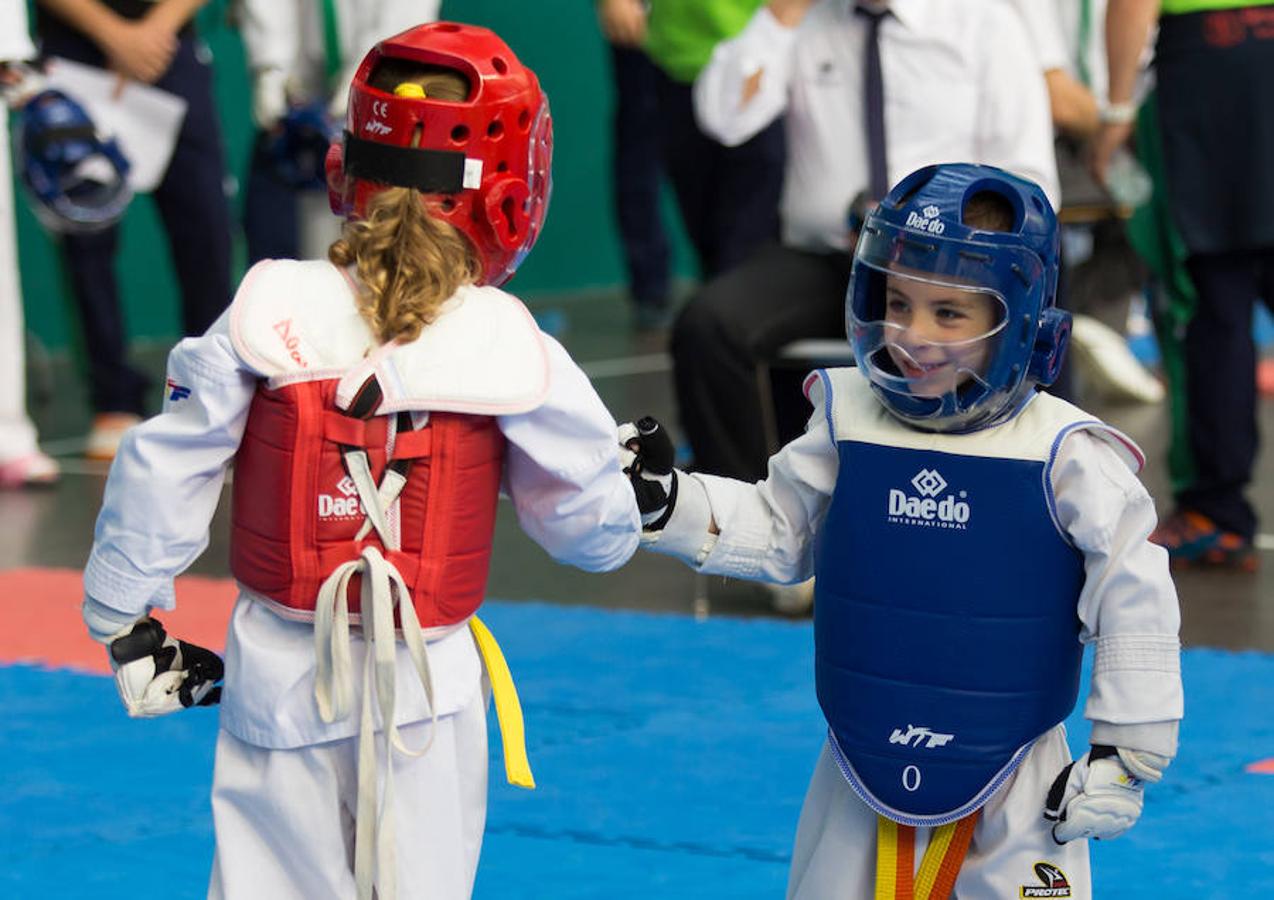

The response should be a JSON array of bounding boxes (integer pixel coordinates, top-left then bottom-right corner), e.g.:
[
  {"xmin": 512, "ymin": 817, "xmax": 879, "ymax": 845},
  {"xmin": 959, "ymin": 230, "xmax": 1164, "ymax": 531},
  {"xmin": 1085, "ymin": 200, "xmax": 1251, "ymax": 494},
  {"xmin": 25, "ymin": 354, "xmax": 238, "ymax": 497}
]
[
  {"xmin": 39, "ymin": 30, "xmax": 232, "ymax": 415},
  {"xmin": 671, "ymin": 244, "xmax": 853, "ymax": 480},
  {"xmin": 607, "ymin": 43, "xmax": 670, "ymax": 308},
  {"xmin": 1179, "ymin": 249, "xmax": 1274, "ymax": 540},
  {"xmin": 655, "ymin": 72, "xmax": 785, "ymax": 281}
]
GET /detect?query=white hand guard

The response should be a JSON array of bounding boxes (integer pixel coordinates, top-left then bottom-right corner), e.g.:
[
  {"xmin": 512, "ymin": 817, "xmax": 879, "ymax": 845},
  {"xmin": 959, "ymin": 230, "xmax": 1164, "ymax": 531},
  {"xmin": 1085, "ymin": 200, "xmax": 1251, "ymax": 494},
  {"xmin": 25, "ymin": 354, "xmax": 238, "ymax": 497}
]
[
  {"xmin": 1044, "ymin": 745, "xmax": 1168, "ymax": 843},
  {"xmin": 618, "ymin": 417, "xmax": 677, "ymax": 530},
  {"xmin": 105, "ymin": 617, "xmax": 224, "ymax": 718},
  {"xmin": 252, "ymin": 66, "xmax": 290, "ymax": 130}
]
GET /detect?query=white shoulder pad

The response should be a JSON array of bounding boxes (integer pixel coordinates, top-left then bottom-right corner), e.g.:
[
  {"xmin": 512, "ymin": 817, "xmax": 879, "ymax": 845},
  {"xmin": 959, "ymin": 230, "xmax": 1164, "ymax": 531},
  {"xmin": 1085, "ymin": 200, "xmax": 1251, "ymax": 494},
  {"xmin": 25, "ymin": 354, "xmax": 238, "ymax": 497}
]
[
  {"xmin": 802, "ymin": 367, "xmax": 882, "ymax": 440},
  {"xmin": 1063, "ymin": 422, "xmax": 1146, "ymax": 474},
  {"xmin": 229, "ymin": 260, "xmax": 375, "ymax": 380},
  {"xmin": 335, "ymin": 284, "xmax": 550, "ymax": 416}
]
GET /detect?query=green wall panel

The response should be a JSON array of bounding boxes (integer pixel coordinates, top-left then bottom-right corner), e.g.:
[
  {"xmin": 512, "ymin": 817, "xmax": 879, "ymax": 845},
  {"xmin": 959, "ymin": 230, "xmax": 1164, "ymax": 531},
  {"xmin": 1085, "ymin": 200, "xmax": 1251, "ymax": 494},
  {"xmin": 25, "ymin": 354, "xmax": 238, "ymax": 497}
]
[{"xmin": 12, "ymin": 0, "xmax": 693, "ymax": 350}]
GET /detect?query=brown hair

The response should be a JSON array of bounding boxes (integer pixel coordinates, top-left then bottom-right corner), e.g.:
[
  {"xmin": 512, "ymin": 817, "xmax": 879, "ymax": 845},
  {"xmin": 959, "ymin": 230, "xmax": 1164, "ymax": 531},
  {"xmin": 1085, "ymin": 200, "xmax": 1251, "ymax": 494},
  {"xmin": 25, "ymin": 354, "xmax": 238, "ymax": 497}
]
[
  {"xmin": 961, "ymin": 191, "xmax": 1016, "ymax": 232},
  {"xmin": 328, "ymin": 65, "xmax": 478, "ymax": 344}
]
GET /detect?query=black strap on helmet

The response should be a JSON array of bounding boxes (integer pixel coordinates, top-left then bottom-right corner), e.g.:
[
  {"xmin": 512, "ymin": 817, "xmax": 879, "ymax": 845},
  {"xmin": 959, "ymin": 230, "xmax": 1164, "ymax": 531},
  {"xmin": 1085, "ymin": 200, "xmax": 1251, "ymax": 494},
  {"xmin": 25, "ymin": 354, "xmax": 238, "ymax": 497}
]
[{"xmin": 343, "ymin": 131, "xmax": 467, "ymax": 193}]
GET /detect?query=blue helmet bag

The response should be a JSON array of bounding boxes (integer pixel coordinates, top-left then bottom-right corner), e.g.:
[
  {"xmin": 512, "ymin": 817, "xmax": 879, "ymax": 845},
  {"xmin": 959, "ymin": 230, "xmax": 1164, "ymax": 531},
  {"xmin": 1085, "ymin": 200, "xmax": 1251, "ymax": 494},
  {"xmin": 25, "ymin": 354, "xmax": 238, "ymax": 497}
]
[
  {"xmin": 263, "ymin": 102, "xmax": 339, "ymax": 191},
  {"xmin": 18, "ymin": 88, "xmax": 133, "ymax": 234}
]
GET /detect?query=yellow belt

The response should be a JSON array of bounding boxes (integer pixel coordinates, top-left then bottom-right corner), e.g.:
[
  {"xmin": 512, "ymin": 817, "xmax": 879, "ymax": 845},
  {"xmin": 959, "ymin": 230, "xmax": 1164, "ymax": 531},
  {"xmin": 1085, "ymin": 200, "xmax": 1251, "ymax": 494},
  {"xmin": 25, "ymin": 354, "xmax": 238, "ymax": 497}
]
[
  {"xmin": 874, "ymin": 811, "xmax": 979, "ymax": 900},
  {"xmin": 469, "ymin": 616, "xmax": 535, "ymax": 789}
]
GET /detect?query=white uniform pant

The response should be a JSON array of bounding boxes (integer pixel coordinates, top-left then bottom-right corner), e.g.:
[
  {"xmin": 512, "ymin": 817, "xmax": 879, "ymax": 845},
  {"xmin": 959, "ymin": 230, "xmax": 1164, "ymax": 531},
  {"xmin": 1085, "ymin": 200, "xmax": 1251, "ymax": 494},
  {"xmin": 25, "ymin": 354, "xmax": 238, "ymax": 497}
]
[
  {"xmin": 0, "ymin": 113, "xmax": 40, "ymax": 462},
  {"xmin": 787, "ymin": 724, "xmax": 1091, "ymax": 899},
  {"xmin": 208, "ymin": 688, "xmax": 489, "ymax": 900}
]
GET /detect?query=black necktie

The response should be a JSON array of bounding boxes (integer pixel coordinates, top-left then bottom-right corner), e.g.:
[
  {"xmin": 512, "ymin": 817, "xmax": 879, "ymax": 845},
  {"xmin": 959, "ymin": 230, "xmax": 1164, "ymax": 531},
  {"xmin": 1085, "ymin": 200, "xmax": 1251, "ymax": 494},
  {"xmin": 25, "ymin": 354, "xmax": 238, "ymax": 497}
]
[{"xmin": 856, "ymin": 4, "xmax": 889, "ymax": 199}]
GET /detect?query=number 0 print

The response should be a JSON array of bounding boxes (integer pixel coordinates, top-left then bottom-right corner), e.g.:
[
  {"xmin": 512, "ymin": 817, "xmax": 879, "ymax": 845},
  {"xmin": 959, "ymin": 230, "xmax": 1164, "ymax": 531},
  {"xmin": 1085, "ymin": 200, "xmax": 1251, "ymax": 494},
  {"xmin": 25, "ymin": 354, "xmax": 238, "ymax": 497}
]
[{"xmin": 902, "ymin": 765, "xmax": 921, "ymax": 792}]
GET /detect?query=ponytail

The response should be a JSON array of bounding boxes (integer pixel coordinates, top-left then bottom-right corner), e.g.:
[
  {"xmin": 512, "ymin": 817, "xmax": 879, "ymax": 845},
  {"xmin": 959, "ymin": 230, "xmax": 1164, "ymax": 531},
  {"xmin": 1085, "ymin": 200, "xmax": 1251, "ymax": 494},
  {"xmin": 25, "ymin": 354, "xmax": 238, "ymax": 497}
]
[{"xmin": 329, "ymin": 187, "xmax": 481, "ymax": 344}]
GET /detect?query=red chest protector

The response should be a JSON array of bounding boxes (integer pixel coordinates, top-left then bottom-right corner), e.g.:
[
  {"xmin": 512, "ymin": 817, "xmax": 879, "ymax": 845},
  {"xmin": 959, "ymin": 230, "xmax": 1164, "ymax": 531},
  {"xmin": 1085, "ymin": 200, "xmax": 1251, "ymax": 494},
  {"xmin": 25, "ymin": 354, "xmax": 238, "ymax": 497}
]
[{"xmin": 229, "ymin": 377, "xmax": 505, "ymax": 628}]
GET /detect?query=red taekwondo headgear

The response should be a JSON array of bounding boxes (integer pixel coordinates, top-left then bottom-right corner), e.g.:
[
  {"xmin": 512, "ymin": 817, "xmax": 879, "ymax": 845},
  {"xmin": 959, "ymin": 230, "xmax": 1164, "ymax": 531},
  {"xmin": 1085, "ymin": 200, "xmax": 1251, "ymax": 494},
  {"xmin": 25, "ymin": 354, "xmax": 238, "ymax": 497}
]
[{"xmin": 326, "ymin": 22, "xmax": 553, "ymax": 286}]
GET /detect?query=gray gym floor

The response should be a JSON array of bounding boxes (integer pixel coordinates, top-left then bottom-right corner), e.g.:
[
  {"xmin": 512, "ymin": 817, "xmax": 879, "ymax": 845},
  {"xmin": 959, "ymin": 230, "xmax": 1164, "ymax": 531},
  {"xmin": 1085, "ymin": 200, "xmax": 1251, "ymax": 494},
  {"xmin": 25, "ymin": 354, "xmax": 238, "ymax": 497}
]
[{"xmin": 6, "ymin": 286, "xmax": 1272, "ymax": 651}]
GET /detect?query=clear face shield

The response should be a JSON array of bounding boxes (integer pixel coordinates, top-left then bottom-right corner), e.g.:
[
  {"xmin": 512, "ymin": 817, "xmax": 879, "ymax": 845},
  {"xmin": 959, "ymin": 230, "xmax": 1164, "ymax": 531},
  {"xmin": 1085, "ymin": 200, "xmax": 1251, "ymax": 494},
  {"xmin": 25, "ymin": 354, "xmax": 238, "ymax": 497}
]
[{"xmin": 848, "ymin": 223, "xmax": 1043, "ymax": 430}]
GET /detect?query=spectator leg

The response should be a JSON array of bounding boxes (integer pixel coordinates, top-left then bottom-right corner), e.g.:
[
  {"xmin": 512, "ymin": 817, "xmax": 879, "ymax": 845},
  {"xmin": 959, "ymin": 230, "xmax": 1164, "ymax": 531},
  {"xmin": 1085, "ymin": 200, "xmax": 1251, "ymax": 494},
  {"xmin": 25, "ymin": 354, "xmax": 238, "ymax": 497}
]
[
  {"xmin": 60, "ymin": 226, "xmax": 147, "ymax": 415},
  {"xmin": 1179, "ymin": 250, "xmax": 1261, "ymax": 540},
  {"xmin": 671, "ymin": 245, "xmax": 851, "ymax": 480},
  {"xmin": 152, "ymin": 37, "xmax": 233, "ymax": 337},
  {"xmin": 608, "ymin": 43, "xmax": 670, "ymax": 311},
  {"xmin": 701, "ymin": 117, "xmax": 785, "ymax": 278},
  {"xmin": 655, "ymin": 72, "xmax": 715, "ymax": 277}
]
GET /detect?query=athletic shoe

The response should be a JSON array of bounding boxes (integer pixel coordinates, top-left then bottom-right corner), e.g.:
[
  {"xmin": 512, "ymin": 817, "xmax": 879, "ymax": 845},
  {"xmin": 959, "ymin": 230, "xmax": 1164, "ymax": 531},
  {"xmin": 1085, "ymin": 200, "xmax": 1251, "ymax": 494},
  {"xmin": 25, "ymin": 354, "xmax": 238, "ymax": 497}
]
[
  {"xmin": 1070, "ymin": 314, "xmax": 1165, "ymax": 405},
  {"xmin": 85, "ymin": 412, "xmax": 143, "ymax": 461},
  {"xmin": 1149, "ymin": 509, "xmax": 1258, "ymax": 572},
  {"xmin": 0, "ymin": 450, "xmax": 60, "ymax": 488}
]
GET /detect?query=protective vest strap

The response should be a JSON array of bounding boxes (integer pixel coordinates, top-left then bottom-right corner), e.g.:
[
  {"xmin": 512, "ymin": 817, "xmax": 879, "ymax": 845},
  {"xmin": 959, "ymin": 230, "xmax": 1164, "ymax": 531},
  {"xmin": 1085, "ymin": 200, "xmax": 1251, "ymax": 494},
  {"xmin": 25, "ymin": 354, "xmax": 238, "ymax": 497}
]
[
  {"xmin": 469, "ymin": 616, "xmax": 536, "ymax": 789},
  {"xmin": 874, "ymin": 810, "xmax": 980, "ymax": 900}
]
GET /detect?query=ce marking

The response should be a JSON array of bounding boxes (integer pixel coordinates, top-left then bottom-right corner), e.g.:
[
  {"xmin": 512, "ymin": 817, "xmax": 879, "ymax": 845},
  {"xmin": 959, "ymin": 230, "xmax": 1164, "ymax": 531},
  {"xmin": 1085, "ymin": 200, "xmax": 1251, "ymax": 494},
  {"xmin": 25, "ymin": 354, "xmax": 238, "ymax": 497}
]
[{"xmin": 373, "ymin": 100, "xmax": 389, "ymax": 117}]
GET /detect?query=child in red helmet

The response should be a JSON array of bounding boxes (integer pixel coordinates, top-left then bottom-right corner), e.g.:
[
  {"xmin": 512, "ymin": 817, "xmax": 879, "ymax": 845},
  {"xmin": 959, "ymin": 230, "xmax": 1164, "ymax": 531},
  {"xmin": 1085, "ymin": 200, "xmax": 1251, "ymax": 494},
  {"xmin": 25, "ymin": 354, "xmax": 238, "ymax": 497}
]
[{"xmin": 81, "ymin": 23, "xmax": 639, "ymax": 900}]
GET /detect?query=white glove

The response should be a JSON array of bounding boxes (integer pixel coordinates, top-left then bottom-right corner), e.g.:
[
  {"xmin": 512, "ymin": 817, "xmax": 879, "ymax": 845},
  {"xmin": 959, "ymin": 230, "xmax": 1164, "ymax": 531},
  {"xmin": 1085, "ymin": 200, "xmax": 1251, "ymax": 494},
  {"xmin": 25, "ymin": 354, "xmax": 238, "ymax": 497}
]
[
  {"xmin": 618, "ymin": 416, "xmax": 678, "ymax": 530},
  {"xmin": 1044, "ymin": 745, "xmax": 1168, "ymax": 843},
  {"xmin": 100, "ymin": 617, "xmax": 224, "ymax": 718},
  {"xmin": 252, "ymin": 66, "xmax": 291, "ymax": 130}
]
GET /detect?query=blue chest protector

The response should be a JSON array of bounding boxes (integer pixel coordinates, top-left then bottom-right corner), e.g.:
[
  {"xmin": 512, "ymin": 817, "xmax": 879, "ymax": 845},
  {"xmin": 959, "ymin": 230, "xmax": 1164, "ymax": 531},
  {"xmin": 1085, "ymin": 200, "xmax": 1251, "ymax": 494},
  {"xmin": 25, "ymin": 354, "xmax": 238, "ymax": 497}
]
[{"xmin": 812, "ymin": 373, "xmax": 1092, "ymax": 826}]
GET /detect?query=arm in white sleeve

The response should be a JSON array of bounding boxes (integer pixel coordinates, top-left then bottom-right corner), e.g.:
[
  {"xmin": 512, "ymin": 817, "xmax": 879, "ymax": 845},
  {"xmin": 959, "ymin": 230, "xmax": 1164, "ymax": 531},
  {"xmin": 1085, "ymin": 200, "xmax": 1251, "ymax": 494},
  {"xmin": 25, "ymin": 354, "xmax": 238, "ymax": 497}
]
[
  {"xmin": 0, "ymin": 0, "xmax": 37, "ymax": 61},
  {"xmin": 692, "ymin": 6, "xmax": 798, "ymax": 148},
  {"xmin": 83, "ymin": 312, "xmax": 258, "ymax": 624},
  {"xmin": 1052, "ymin": 431, "xmax": 1183, "ymax": 759},
  {"xmin": 237, "ymin": 0, "xmax": 301, "ymax": 75},
  {"xmin": 499, "ymin": 336, "xmax": 640, "ymax": 573},
  {"xmin": 975, "ymin": 4, "xmax": 1061, "ymax": 208},
  {"xmin": 646, "ymin": 408, "xmax": 838, "ymax": 583}
]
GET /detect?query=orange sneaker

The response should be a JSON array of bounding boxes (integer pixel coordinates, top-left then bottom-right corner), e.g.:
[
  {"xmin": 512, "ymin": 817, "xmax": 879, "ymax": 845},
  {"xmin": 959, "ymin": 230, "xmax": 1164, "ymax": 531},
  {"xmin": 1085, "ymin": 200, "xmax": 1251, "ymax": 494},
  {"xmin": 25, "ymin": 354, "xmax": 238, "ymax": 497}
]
[
  {"xmin": 1150, "ymin": 509, "xmax": 1258, "ymax": 572},
  {"xmin": 0, "ymin": 451, "xmax": 60, "ymax": 489},
  {"xmin": 85, "ymin": 413, "xmax": 143, "ymax": 461}
]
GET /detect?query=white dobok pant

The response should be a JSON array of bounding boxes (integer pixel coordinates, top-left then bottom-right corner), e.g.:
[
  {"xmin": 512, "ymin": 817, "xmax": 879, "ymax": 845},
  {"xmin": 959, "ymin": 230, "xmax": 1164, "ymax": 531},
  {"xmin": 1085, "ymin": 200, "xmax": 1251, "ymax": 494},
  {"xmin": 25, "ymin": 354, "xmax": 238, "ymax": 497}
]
[
  {"xmin": 787, "ymin": 724, "xmax": 1092, "ymax": 899},
  {"xmin": 208, "ymin": 689, "xmax": 489, "ymax": 900},
  {"xmin": 0, "ymin": 113, "xmax": 41, "ymax": 464}
]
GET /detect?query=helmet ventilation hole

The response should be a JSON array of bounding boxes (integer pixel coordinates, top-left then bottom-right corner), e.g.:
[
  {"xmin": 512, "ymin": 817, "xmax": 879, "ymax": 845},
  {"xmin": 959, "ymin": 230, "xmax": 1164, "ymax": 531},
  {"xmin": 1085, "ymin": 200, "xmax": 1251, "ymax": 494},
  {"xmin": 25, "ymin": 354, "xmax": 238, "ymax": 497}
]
[
  {"xmin": 496, "ymin": 161, "xmax": 509, "ymax": 173},
  {"xmin": 518, "ymin": 109, "xmax": 531, "ymax": 131},
  {"xmin": 492, "ymin": 57, "xmax": 508, "ymax": 74},
  {"xmin": 487, "ymin": 120, "xmax": 504, "ymax": 139},
  {"xmin": 441, "ymin": 197, "xmax": 456, "ymax": 213},
  {"xmin": 450, "ymin": 124, "xmax": 470, "ymax": 144}
]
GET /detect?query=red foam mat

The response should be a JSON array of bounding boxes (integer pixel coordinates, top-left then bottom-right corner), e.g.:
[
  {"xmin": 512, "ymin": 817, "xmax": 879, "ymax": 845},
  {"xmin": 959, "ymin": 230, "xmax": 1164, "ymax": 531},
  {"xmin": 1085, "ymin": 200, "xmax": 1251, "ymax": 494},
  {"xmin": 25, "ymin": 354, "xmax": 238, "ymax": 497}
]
[{"xmin": 0, "ymin": 567, "xmax": 236, "ymax": 674}]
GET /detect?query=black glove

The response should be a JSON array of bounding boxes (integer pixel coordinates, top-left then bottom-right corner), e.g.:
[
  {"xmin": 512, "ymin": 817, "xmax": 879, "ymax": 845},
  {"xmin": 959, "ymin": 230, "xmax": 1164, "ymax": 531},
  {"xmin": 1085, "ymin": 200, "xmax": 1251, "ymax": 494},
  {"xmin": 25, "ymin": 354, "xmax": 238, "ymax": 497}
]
[
  {"xmin": 108, "ymin": 617, "xmax": 224, "ymax": 717},
  {"xmin": 617, "ymin": 415, "xmax": 678, "ymax": 531}
]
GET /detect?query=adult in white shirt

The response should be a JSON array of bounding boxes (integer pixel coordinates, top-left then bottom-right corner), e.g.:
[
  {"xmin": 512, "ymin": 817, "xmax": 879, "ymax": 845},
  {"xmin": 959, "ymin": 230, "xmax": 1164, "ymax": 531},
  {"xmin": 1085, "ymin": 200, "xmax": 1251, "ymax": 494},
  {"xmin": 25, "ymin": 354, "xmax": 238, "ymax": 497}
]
[
  {"xmin": 671, "ymin": 0, "xmax": 1058, "ymax": 481},
  {"xmin": 238, "ymin": 0, "xmax": 440, "ymax": 264},
  {"xmin": 0, "ymin": 0, "xmax": 59, "ymax": 488}
]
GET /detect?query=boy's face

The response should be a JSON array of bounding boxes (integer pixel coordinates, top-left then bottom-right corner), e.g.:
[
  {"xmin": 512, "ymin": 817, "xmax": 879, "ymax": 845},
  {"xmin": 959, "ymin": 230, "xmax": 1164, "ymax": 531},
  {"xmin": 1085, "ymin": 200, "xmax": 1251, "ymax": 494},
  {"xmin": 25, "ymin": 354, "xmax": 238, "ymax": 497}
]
[{"xmin": 882, "ymin": 274, "xmax": 1000, "ymax": 398}]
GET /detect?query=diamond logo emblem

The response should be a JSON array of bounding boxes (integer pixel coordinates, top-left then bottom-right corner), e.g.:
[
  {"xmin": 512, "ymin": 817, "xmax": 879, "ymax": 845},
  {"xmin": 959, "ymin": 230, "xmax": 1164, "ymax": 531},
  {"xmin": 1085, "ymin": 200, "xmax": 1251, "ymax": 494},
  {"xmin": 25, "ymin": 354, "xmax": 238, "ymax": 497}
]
[
  {"xmin": 911, "ymin": 469, "xmax": 947, "ymax": 497},
  {"xmin": 922, "ymin": 205, "xmax": 940, "ymax": 219},
  {"xmin": 336, "ymin": 476, "xmax": 358, "ymax": 497}
]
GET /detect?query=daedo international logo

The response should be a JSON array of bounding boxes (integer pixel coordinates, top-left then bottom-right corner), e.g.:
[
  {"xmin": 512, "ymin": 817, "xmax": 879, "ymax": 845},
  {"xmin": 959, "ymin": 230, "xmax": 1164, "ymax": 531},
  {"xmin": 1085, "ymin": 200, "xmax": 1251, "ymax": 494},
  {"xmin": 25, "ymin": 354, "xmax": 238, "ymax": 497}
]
[
  {"xmin": 318, "ymin": 475, "xmax": 365, "ymax": 520},
  {"xmin": 905, "ymin": 203, "xmax": 945, "ymax": 235},
  {"xmin": 887, "ymin": 468, "xmax": 970, "ymax": 530}
]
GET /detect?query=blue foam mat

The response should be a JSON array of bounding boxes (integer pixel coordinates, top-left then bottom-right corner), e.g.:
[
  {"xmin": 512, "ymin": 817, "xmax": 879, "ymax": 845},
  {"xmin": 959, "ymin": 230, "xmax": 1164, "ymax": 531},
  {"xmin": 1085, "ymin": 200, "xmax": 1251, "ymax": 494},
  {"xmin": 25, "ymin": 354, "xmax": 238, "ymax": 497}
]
[{"xmin": 1, "ymin": 600, "xmax": 1271, "ymax": 898}]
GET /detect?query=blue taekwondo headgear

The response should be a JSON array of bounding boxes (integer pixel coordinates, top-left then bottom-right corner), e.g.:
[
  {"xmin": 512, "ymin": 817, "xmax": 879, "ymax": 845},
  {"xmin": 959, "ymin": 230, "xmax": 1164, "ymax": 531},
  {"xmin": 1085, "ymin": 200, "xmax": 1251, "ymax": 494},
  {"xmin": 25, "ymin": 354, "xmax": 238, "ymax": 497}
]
[
  {"xmin": 18, "ymin": 89, "xmax": 133, "ymax": 234},
  {"xmin": 846, "ymin": 163, "xmax": 1067, "ymax": 433},
  {"xmin": 263, "ymin": 102, "xmax": 339, "ymax": 190}
]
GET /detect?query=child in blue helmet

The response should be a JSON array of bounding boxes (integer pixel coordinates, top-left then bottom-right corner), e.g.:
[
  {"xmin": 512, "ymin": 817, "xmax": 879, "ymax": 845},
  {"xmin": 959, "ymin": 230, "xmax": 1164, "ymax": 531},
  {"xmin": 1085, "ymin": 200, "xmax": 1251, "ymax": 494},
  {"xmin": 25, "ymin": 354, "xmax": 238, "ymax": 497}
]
[{"xmin": 620, "ymin": 163, "xmax": 1182, "ymax": 898}]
